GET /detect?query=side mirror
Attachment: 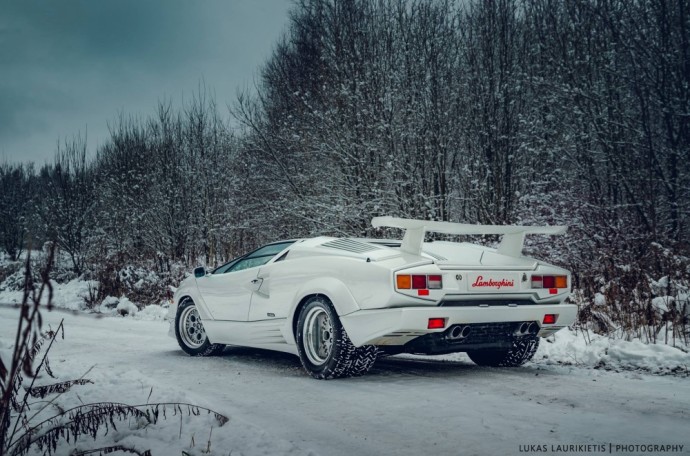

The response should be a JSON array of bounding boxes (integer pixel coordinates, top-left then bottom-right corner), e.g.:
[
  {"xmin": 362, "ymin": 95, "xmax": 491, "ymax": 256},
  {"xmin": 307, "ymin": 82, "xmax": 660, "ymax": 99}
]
[{"xmin": 194, "ymin": 266, "xmax": 206, "ymax": 278}]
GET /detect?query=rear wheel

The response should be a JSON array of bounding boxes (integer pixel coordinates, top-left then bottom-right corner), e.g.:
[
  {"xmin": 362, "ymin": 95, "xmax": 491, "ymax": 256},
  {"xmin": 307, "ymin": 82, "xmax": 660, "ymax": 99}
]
[
  {"xmin": 175, "ymin": 299, "xmax": 225, "ymax": 356},
  {"xmin": 467, "ymin": 337, "xmax": 539, "ymax": 367},
  {"xmin": 296, "ymin": 296, "xmax": 377, "ymax": 379}
]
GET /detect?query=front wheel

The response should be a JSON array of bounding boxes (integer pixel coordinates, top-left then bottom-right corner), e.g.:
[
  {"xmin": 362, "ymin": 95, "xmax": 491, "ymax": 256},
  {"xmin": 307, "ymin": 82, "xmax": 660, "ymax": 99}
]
[
  {"xmin": 175, "ymin": 299, "xmax": 225, "ymax": 356},
  {"xmin": 296, "ymin": 296, "xmax": 377, "ymax": 379},
  {"xmin": 467, "ymin": 337, "xmax": 539, "ymax": 367}
]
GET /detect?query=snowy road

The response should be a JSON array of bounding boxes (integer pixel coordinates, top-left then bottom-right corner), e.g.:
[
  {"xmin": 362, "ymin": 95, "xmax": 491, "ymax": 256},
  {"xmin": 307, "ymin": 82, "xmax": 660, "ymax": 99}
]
[{"xmin": 1, "ymin": 306, "xmax": 688, "ymax": 456}]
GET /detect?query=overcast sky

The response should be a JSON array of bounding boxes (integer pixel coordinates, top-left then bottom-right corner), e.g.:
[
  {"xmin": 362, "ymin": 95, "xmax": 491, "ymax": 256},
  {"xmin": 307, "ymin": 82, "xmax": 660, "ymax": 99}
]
[{"xmin": 0, "ymin": 0, "xmax": 292, "ymax": 165}]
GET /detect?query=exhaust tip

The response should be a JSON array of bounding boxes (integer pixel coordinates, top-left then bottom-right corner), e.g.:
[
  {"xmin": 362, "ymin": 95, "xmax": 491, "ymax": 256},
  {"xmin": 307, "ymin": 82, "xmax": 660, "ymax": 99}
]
[
  {"xmin": 528, "ymin": 322, "xmax": 539, "ymax": 335},
  {"xmin": 450, "ymin": 326, "xmax": 463, "ymax": 339},
  {"xmin": 447, "ymin": 325, "xmax": 470, "ymax": 340}
]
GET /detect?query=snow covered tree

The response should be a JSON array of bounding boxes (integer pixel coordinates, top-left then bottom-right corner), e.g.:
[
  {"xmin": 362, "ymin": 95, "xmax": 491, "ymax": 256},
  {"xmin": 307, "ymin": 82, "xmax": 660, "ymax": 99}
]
[
  {"xmin": 37, "ymin": 137, "xmax": 96, "ymax": 275},
  {"xmin": 0, "ymin": 163, "xmax": 34, "ymax": 260}
]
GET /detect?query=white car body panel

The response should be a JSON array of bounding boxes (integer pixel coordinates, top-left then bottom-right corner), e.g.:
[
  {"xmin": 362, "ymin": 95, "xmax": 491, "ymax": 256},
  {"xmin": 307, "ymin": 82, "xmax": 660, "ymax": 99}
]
[
  {"xmin": 170, "ymin": 218, "xmax": 577, "ymax": 357},
  {"xmin": 196, "ymin": 267, "xmax": 258, "ymax": 321}
]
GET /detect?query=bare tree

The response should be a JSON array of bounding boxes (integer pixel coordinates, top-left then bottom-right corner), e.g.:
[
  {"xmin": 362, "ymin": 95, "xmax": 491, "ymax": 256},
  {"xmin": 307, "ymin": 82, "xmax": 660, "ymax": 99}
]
[{"xmin": 38, "ymin": 136, "xmax": 95, "ymax": 274}]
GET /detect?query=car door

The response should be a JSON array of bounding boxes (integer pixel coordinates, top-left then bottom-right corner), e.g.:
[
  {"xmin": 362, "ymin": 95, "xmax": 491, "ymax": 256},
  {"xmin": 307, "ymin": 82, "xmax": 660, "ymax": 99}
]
[
  {"xmin": 196, "ymin": 267, "xmax": 259, "ymax": 321},
  {"xmin": 197, "ymin": 241, "xmax": 296, "ymax": 321}
]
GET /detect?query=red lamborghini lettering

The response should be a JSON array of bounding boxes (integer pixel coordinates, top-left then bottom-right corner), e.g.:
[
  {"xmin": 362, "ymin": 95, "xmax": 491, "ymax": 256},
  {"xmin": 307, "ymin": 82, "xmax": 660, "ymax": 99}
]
[{"xmin": 471, "ymin": 276, "xmax": 515, "ymax": 290}]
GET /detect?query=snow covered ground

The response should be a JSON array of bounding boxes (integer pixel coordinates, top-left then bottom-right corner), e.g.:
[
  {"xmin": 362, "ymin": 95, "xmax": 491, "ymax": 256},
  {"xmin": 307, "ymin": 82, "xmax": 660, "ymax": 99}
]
[{"xmin": 1, "ymin": 305, "xmax": 689, "ymax": 456}]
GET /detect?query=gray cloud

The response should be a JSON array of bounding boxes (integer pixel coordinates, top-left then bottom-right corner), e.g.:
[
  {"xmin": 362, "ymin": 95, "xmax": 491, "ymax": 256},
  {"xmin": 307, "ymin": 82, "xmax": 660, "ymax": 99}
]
[{"xmin": 0, "ymin": 0, "xmax": 292, "ymax": 164}]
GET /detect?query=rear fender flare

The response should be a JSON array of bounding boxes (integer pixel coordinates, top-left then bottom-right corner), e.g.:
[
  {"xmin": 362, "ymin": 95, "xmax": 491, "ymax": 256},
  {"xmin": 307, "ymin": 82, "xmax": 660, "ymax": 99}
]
[{"xmin": 286, "ymin": 277, "xmax": 360, "ymax": 343}]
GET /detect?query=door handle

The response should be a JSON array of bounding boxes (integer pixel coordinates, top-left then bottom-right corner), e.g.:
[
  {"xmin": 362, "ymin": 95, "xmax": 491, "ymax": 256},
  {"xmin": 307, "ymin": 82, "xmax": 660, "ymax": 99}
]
[{"xmin": 250, "ymin": 278, "xmax": 263, "ymax": 289}]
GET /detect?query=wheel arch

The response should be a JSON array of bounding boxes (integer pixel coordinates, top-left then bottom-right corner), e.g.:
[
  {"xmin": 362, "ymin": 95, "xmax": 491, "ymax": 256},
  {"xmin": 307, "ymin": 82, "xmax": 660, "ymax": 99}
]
[
  {"xmin": 177, "ymin": 294, "xmax": 193, "ymax": 304},
  {"xmin": 287, "ymin": 277, "xmax": 360, "ymax": 344},
  {"xmin": 173, "ymin": 287, "xmax": 213, "ymax": 320},
  {"xmin": 170, "ymin": 294, "xmax": 192, "ymax": 319},
  {"xmin": 291, "ymin": 293, "xmax": 329, "ymax": 344}
]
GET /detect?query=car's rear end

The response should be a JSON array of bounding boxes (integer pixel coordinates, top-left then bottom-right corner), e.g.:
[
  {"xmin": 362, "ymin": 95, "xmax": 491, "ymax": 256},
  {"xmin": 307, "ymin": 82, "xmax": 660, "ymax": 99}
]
[{"xmin": 339, "ymin": 217, "xmax": 577, "ymax": 366}]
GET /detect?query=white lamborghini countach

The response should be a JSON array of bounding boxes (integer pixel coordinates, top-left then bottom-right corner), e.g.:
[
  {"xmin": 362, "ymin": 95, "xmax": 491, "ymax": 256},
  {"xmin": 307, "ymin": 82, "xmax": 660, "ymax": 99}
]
[{"xmin": 169, "ymin": 217, "xmax": 576, "ymax": 379}]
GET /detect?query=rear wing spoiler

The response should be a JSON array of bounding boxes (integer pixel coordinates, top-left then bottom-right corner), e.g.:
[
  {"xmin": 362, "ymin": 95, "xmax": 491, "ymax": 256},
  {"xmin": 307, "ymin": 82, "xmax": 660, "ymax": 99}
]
[{"xmin": 371, "ymin": 216, "xmax": 567, "ymax": 257}]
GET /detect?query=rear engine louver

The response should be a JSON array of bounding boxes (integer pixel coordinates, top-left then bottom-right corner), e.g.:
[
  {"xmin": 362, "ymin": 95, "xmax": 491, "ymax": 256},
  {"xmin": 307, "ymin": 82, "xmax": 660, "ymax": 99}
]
[
  {"xmin": 321, "ymin": 238, "xmax": 381, "ymax": 254},
  {"xmin": 422, "ymin": 251, "xmax": 448, "ymax": 261}
]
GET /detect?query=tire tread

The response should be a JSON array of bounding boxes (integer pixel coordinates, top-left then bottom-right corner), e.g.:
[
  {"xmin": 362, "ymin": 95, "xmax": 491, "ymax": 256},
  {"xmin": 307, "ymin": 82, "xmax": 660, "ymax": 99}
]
[{"xmin": 297, "ymin": 296, "xmax": 377, "ymax": 379}]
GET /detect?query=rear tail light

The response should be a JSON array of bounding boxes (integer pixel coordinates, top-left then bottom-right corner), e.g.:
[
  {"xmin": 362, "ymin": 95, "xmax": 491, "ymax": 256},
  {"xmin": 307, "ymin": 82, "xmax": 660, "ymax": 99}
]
[
  {"xmin": 396, "ymin": 274, "xmax": 443, "ymax": 290},
  {"xmin": 543, "ymin": 314, "xmax": 557, "ymax": 325},
  {"xmin": 428, "ymin": 275, "xmax": 442, "ymax": 289},
  {"xmin": 531, "ymin": 275, "xmax": 568, "ymax": 289},
  {"xmin": 396, "ymin": 275, "xmax": 412, "ymax": 289},
  {"xmin": 428, "ymin": 318, "xmax": 446, "ymax": 329},
  {"xmin": 412, "ymin": 275, "xmax": 427, "ymax": 289}
]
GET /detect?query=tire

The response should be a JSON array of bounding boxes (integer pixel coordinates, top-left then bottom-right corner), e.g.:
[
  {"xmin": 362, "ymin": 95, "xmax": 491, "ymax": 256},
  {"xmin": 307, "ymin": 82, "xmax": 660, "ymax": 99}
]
[
  {"xmin": 175, "ymin": 299, "xmax": 225, "ymax": 356},
  {"xmin": 467, "ymin": 337, "xmax": 539, "ymax": 367},
  {"xmin": 296, "ymin": 296, "xmax": 378, "ymax": 379}
]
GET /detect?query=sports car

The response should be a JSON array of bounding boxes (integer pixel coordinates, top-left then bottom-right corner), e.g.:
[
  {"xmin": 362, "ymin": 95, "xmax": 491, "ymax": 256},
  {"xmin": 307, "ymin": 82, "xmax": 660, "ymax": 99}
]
[{"xmin": 168, "ymin": 217, "xmax": 577, "ymax": 379}]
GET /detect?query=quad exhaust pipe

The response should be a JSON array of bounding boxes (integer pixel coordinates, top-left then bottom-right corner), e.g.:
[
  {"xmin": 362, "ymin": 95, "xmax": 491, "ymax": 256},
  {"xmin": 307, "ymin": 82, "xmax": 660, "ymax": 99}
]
[
  {"xmin": 515, "ymin": 322, "xmax": 539, "ymax": 336},
  {"xmin": 447, "ymin": 325, "xmax": 471, "ymax": 340},
  {"xmin": 445, "ymin": 322, "xmax": 538, "ymax": 342}
]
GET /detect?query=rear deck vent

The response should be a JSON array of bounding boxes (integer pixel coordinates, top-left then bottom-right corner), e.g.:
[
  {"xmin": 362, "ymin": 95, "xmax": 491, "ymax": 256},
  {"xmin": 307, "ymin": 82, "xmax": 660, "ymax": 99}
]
[
  {"xmin": 321, "ymin": 238, "xmax": 380, "ymax": 254},
  {"xmin": 423, "ymin": 251, "xmax": 448, "ymax": 261}
]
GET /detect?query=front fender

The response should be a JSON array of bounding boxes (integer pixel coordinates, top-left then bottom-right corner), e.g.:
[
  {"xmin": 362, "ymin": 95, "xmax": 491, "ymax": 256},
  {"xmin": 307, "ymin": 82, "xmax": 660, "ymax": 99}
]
[{"xmin": 171, "ymin": 277, "xmax": 213, "ymax": 321}]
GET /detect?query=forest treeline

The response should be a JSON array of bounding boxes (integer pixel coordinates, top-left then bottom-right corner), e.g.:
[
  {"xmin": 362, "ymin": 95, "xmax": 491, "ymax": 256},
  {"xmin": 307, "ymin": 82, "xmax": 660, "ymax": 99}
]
[{"xmin": 1, "ymin": 0, "xmax": 688, "ymax": 342}]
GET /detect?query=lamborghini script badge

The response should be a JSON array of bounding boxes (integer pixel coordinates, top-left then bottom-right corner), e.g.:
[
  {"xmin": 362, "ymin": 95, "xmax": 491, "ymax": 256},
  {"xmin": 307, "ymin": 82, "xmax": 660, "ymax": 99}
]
[{"xmin": 470, "ymin": 275, "xmax": 516, "ymax": 290}]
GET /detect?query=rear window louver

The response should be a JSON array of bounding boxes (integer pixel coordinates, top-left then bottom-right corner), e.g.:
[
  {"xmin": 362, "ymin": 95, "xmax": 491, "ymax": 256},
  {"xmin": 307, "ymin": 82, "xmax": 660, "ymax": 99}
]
[{"xmin": 321, "ymin": 238, "xmax": 381, "ymax": 254}]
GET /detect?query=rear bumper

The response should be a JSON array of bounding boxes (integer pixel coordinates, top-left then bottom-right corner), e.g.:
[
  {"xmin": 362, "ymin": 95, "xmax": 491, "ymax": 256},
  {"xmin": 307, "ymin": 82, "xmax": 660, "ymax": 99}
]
[{"xmin": 340, "ymin": 304, "xmax": 577, "ymax": 347}]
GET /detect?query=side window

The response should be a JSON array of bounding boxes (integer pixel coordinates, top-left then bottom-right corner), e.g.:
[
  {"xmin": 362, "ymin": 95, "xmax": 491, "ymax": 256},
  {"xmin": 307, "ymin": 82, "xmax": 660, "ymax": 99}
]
[
  {"xmin": 227, "ymin": 256, "xmax": 271, "ymax": 272},
  {"xmin": 246, "ymin": 242, "xmax": 294, "ymax": 259},
  {"xmin": 225, "ymin": 241, "xmax": 295, "ymax": 273}
]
